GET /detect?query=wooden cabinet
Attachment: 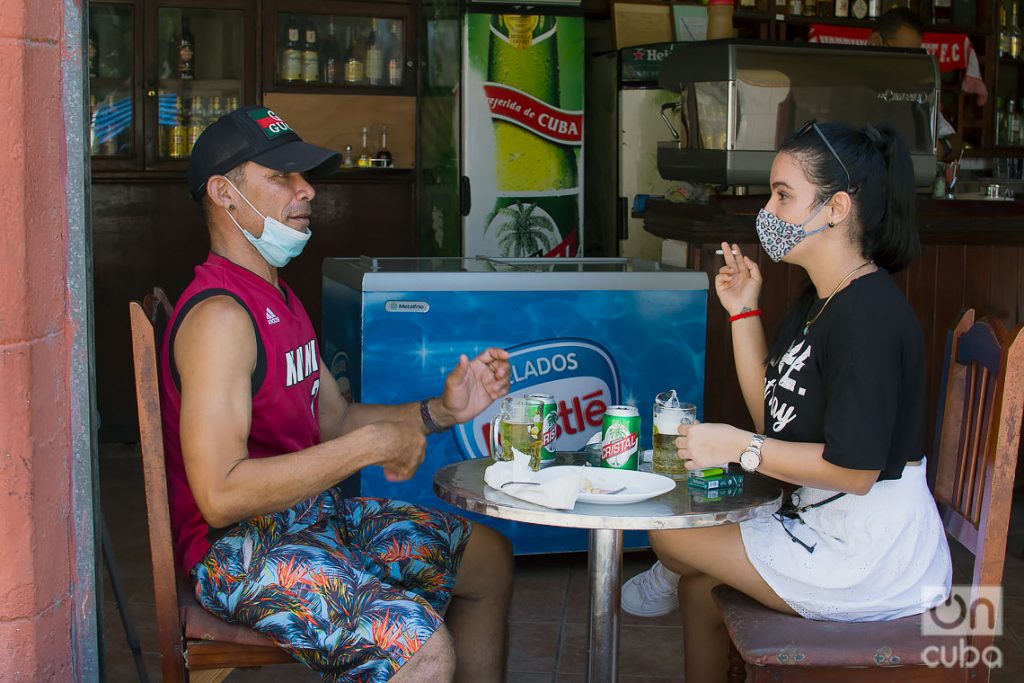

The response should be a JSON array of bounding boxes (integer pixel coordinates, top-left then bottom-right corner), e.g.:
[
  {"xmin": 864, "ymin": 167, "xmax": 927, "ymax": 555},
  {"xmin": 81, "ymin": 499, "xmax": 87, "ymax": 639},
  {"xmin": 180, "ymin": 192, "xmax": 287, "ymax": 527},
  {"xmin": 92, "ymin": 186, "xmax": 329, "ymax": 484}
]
[{"xmin": 88, "ymin": 0, "xmax": 258, "ymax": 172}]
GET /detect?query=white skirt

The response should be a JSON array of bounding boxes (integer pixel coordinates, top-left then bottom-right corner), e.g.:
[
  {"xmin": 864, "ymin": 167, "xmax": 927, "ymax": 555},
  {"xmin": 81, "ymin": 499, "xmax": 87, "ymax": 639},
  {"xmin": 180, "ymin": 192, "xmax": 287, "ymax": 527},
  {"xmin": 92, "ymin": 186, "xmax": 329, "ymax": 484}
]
[{"xmin": 740, "ymin": 458, "xmax": 952, "ymax": 621}]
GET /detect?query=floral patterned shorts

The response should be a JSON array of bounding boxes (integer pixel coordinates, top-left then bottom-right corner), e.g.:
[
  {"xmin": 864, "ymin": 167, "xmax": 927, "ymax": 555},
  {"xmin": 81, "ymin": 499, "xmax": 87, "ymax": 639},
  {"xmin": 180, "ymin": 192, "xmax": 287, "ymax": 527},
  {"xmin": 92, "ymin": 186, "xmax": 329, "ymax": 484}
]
[{"xmin": 192, "ymin": 488, "xmax": 472, "ymax": 682}]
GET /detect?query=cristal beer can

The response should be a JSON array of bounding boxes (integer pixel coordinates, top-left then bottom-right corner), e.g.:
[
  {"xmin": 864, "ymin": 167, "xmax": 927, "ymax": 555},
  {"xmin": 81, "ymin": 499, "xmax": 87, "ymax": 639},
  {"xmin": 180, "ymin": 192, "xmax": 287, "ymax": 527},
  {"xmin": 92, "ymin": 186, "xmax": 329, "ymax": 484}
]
[
  {"xmin": 601, "ymin": 405, "xmax": 641, "ymax": 470},
  {"xmin": 527, "ymin": 393, "xmax": 558, "ymax": 467}
]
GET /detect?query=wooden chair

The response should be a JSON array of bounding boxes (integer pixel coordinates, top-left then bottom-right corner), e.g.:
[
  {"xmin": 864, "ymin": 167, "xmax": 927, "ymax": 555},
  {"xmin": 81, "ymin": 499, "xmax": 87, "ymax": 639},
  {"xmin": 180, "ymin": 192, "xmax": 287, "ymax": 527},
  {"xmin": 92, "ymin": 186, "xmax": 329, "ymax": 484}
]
[
  {"xmin": 712, "ymin": 309, "xmax": 1024, "ymax": 682},
  {"xmin": 129, "ymin": 288, "xmax": 297, "ymax": 682}
]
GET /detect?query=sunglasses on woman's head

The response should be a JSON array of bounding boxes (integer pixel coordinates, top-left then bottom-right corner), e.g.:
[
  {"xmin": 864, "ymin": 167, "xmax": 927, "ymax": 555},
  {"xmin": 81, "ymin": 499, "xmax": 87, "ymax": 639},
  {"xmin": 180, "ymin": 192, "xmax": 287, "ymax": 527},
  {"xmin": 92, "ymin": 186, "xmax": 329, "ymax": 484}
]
[{"xmin": 794, "ymin": 119, "xmax": 854, "ymax": 194}]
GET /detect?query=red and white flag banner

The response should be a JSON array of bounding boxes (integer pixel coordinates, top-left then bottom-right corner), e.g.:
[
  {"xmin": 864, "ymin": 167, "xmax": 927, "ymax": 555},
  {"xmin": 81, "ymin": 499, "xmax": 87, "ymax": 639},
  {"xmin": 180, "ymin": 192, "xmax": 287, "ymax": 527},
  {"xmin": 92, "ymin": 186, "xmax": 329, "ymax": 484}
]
[{"xmin": 807, "ymin": 24, "xmax": 971, "ymax": 73}]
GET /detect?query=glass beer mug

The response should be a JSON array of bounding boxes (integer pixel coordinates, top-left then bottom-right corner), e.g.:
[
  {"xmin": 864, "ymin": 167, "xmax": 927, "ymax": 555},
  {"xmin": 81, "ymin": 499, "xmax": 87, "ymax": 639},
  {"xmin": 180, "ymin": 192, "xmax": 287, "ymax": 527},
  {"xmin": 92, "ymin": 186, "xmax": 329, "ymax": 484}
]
[
  {"xmin": 490, "ymin": 396, "xmax": 545, "ymax": 471},
  {"xmin": 652, "ymin": 390, "xmax": 697, "ymax": 479}
]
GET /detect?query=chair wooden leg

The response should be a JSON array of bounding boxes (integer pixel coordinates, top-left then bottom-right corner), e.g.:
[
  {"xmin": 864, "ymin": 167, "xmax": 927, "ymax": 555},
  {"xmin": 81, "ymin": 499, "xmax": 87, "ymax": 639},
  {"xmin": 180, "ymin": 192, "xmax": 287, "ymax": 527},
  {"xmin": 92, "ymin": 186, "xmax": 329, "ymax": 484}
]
[
  {"xmin": 727, "ymin": 641, "xmax": 747, "ymax": 683},
  {"xmin": 188, "ymin": 669, "xmax": 234, "ymax": 683}
]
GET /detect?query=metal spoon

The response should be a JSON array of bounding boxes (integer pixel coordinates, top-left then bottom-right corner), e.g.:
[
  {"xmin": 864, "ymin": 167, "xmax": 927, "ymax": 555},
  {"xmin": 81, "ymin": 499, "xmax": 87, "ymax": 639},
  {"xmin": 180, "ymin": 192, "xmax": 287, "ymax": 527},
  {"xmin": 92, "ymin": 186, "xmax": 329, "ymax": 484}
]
[{"xmin": 500, "ymin": 480, "xmax": 541, "ymax": 488}]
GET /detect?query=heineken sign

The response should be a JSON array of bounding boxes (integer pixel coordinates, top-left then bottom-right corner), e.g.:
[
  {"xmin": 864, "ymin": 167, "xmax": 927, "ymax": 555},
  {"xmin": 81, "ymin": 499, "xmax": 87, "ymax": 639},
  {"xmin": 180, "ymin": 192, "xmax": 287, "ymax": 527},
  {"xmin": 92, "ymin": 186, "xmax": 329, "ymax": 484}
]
[
  {"xmin": 621, "ymin": 42, "xmax": 679, "ymax": 83},
  {"xmin": 483, "ymin": 83, "xmax": 583, "ymax": 145}
]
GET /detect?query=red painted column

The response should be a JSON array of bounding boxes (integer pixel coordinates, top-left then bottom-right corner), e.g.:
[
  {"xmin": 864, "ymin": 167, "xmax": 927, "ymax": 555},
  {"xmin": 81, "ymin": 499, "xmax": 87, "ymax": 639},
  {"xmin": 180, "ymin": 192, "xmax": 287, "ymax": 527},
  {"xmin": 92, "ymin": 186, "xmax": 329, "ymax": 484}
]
[{"xmin": 0, "ymin": 0, "xmax": 76, "ymax": 680}]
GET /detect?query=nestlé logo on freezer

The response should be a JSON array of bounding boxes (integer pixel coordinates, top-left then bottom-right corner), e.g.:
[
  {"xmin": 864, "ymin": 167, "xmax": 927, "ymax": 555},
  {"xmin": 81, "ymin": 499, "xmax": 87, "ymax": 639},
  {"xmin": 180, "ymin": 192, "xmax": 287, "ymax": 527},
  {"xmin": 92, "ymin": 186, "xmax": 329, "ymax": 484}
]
[{"xmin": 454, "ymin": 339, "xmax": 621, "ymax": 459}]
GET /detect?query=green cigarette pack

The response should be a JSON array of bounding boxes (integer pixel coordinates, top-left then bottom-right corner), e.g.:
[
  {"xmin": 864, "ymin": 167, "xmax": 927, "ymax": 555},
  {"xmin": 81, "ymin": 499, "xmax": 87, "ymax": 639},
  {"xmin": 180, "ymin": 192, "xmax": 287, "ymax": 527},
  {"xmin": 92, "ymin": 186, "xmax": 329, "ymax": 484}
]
[
  {"xmin": 691, "ymin": 486, "xmax": 744, "ymax": 502},
  {"xmin": 687, "ymin": 472, "xmax": 744, "ymax": 491}
]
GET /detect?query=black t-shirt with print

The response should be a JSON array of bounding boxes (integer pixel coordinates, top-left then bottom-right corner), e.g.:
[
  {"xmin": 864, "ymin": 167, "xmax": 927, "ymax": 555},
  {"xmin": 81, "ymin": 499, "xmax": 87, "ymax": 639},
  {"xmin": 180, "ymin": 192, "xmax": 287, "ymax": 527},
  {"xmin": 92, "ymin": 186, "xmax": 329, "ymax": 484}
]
[{"xmin": 763, "ymin": 269, "xmax": 925, "ymax": 481}]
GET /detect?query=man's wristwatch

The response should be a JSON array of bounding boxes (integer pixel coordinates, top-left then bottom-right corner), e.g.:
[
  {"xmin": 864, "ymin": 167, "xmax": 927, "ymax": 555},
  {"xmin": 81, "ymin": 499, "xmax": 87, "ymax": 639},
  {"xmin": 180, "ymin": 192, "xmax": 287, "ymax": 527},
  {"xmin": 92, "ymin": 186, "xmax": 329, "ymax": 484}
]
[{"xmin": 739, "ymin": 433, "xmax": 766, "ymax": 472}]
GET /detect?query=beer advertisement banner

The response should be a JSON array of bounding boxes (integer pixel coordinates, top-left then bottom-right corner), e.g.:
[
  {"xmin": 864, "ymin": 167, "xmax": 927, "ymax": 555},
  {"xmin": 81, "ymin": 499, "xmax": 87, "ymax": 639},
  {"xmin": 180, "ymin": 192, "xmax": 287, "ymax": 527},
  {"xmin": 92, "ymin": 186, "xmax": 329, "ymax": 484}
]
[{"xmin": 462, "ymin": 12, "xmax": 585, "ymax": 258}]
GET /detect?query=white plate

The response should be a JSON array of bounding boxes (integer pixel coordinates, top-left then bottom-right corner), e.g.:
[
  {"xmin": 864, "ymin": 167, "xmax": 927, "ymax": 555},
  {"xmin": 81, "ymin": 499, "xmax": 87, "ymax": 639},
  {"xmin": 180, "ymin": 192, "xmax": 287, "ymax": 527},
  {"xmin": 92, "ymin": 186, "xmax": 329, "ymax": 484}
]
[{"xmin": 533, "ymin": 465, "xmax": 676, "ymax": 505}]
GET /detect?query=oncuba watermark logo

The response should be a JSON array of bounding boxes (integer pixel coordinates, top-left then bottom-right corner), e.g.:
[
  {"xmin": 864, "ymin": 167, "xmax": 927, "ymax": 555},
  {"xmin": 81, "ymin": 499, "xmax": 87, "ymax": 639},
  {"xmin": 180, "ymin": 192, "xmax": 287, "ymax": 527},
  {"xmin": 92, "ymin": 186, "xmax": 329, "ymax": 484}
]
[
  {"xmin": 454, "ymin": 338, "xmax": 620, "ymax": 459},
  {"xmin": 920, "ymin": 585, "xmax": 1003, "ymax": 669}
]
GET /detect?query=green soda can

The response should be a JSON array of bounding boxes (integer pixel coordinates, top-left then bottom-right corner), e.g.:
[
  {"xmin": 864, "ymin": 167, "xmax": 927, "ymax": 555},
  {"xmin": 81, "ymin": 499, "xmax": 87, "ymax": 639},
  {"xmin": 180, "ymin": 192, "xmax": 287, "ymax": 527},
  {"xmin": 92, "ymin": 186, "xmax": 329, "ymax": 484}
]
[
  {"xmin": 527, "ymin": 393, "xmax": 559, "ymax": 467},
  {"xmin": 601, "ymin": 405, "xmax": 641, "ymax": 470}
]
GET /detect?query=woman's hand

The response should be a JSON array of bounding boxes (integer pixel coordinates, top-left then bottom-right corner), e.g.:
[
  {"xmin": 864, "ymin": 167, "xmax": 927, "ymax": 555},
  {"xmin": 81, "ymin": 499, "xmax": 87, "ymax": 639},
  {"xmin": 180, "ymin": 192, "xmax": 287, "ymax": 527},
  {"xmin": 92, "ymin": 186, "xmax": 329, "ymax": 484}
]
[
  {"xmin": 675, "ymin": 421, "xmax": 750, "ymax": 470},
  {"xmin": 714, "ymin": 241, "xmax": 763, "ymax": 316}
]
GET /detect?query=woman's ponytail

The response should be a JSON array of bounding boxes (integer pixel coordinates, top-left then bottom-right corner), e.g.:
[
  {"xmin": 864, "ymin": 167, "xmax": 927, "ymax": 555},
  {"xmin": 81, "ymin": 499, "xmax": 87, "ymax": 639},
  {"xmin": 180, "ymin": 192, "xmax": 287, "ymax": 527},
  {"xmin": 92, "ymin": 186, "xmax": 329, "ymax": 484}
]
[{"xmin": 866, "ymin": 124, "xmax": 919, "ymax": 273}]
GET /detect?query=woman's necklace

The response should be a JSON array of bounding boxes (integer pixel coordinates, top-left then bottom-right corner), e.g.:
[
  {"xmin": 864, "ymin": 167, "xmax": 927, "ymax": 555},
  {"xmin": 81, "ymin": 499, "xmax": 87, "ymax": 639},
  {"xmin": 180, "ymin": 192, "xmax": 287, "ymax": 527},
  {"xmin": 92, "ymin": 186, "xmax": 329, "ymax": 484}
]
[{"xmin": 803, "ymin": 260, "xmax": 874, "ymax": 335}]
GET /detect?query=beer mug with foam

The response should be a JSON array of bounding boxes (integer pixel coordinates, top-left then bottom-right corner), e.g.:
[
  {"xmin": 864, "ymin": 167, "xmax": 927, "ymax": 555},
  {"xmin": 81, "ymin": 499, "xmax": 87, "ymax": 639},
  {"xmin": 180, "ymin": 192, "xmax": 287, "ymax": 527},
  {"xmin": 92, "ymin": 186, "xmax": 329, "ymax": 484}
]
[
  {"xmin": 490, "ymin": 396, "xmax": 545, "ymax": 471},
  {"xmin": 653, "ymin": 390, "xmax": 696, "ymax": 479}
]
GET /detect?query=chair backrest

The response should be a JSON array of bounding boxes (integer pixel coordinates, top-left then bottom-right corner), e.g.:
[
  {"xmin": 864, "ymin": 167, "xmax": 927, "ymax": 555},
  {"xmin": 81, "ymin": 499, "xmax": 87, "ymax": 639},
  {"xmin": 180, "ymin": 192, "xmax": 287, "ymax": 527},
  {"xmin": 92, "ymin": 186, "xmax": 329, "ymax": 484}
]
[
  {"xmin": 933, "ymin": 308, "xmax": 1024, "ymax": 651},
  {"xmin": 129, "ymin": 287, "xmax": 187, "ymax": 682}
]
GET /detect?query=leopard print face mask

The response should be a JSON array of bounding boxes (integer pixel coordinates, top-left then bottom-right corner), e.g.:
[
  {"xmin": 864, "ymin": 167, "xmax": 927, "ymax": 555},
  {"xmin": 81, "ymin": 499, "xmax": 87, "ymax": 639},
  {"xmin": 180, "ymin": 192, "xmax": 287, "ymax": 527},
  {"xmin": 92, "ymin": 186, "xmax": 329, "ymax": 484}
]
[{"xmin": 755, "ymin": 202, "xmax": 832, "ymax": 262}]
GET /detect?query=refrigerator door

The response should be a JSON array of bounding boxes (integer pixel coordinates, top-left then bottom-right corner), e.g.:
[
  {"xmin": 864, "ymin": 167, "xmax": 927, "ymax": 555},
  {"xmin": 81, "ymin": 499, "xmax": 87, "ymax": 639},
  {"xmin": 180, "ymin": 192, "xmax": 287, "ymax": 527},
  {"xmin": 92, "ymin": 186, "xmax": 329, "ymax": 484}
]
[
  {"xmin": 619, "ymin": 88, "xmax": 688, "ymax": 261},
  {"xmin": 462, "ymin": 12, "xmax": 584, "ymax": 258},
  {"xmin": 322, "ymin": 257, "xmax": 708, "ymax": 554}
]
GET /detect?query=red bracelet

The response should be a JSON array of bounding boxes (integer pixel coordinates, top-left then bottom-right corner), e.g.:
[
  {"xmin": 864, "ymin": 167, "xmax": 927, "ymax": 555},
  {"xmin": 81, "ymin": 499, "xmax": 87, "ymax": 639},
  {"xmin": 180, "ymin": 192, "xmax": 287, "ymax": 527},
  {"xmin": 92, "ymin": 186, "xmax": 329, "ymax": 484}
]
[{"xmin": 729, "ymin": 309, "xmax": 762, "ymax": 323}]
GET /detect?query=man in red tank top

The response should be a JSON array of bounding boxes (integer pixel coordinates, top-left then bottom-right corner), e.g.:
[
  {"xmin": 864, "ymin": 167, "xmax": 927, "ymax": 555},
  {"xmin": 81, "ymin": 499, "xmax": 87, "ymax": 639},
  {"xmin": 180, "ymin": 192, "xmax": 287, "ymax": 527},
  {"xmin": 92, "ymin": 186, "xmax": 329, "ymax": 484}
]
[{"xmin": 159, "ymin": 106, "xmax": 513, "ymax": 682}]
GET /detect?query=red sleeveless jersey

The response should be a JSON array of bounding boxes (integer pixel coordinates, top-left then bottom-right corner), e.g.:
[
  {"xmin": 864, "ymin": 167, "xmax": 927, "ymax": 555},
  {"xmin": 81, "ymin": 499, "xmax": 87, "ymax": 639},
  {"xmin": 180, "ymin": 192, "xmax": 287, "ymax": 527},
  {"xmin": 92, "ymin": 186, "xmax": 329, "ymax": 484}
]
[{"xmin": 159, "ymin": 252, "xmax": 321, "ymax": 574}]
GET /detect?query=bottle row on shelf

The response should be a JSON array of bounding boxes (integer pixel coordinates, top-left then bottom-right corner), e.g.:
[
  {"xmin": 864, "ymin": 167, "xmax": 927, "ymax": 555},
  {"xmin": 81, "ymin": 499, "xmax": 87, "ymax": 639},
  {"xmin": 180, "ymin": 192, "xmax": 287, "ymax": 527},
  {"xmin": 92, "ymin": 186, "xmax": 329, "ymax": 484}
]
[
  {"xmin": 999, "ymin": 0, "xmax": 1024, "ymax": 59},
  {"xmin": 158, "ymin": 94, "xmax": 239, "ymax": 160},
  {"xmin": 735, "ymin": 0, "xmax": 955, "ymax": 22},
  {"xmin": 342, "ymin": 125, "xmax": 394, "ymax": 169},
  {"xmin": 278, "ymin": 14, "xmax": 404, "ymax": 88}
]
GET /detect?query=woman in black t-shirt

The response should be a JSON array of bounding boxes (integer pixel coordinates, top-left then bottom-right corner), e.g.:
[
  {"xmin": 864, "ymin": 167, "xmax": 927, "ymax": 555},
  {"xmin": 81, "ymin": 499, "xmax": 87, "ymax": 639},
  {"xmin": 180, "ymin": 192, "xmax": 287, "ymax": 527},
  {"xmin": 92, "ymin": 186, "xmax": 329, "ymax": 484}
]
[{"xmin": 631, "ymin": 123, "xmax": 953, "ymax": 683}]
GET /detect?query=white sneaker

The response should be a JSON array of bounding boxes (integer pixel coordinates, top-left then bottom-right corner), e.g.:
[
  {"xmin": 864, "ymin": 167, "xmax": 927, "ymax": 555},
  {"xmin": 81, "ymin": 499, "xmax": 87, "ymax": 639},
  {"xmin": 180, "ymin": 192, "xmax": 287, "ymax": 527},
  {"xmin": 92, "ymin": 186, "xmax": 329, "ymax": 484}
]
[{"xmin": 621, "ymin": 561, "xmax": 681, "ymax": 617}]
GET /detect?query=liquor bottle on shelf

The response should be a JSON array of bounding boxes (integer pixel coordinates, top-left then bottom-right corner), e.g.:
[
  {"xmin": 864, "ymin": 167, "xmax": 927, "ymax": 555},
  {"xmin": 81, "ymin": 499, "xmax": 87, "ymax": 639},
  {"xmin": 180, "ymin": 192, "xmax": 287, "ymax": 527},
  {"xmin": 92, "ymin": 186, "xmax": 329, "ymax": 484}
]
[
  {"xmin": 302, "ymin": 19, "xmax": 319, "ymax": 83},
  {"xmin": 1013, "ymin": 1, "xmax": 1023, "ymax": 60},
  {"xmin": 209, "ymin": 96, "xmax": 223, "ymax": 121},
  {"xmin": 187, "ymin": 96, "xmax": 204, "ymax": 155},
  {"xmin": 376, "ymin": 125, "xmax": 393, "ymax": 167},
  {"xmin": 818, "ymin": 0, "xmax": 833, "ymax": 17},
  {"xmin": 345, "ymin": 26, "xmax": 366, "ymax": 84},
  {"xmin": 786, "ymin": 0, "xmax": 804, "ymax": 15},
  {"xmin": 1001, "ymin": 1, "xmax": 1012, "ymax": 58},
  {"xmin": 357, "ymin": 126, "xmax": 371, "ymax": 167},
  {"xmin": 835, "ymin": 0, "xmax": 850, "ymax": 18},
  {"xmin": 342, "ymin": 144, "xmax": 355, "ymax": 168},
  {"xmin": 89, "ymin": 26, "xmax": 99, "ymax": 78},
  {"xmin": 736, "ymin": 0, "xmax": 757, "ymax": 11},
  {"xmin": 178, "ymin": 16, "xmax": 195, "ymax": 80},
  {"xmin": 933, "ymin": 0, "xmax": 953, "ymax": 24},
  {"xmin": 851, "ymin": 0, "xmax": 868, "ymax": 19},
  {"xmin": 170, "ymin": 96, "xmax": 188, "ymax": 159},
  {"xmin": 867, "ymin": 0, "xmax": 881, "ymax": 18},
  {"xmin": 387, "ymin": 20, "xmax": 403, "ymax": 87},
  {"xmin": 323, "ymin": 17, "xmax": 341, "ymax": 84},
  {"xmin": 282, "ymin": 14, "xmax": 302, "ymax": 83},
  {"xmin": 996, "ymin": 96, "xmax": 1006, "ymax": 146},
  {"xmin": 227, "ymin": 96, "xmax": 239, "ymax": 112},
  {"xmin": 366, "ymin": 19, "xmax": 385, "ymax": 86},
  {"xmin": 803, "ymin": 0, "xmax": 818, "ymax": 17}
]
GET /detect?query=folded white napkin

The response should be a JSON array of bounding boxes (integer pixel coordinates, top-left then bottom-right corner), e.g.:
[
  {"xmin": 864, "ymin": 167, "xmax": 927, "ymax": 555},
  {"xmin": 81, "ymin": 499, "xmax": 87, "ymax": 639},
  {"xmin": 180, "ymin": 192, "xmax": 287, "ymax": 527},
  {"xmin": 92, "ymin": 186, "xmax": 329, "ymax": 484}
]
[{"xmin": 483, "ymin": 446, "xmax": 583, "ymax": 510}]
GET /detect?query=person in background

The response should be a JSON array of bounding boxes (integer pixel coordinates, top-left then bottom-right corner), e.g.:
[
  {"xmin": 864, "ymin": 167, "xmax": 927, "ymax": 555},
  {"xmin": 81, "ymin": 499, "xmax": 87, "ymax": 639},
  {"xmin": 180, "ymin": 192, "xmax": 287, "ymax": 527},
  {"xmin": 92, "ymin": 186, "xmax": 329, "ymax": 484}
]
[
  {"xmin": 161, "ymin": 105, "xmax": 514, "ymax": 682},
  {"xmin": 622, "ymin": 121, "xmax": 952, "ymax": 683},
  {"xmin": 868, "ymin": 6, "xmax": 964, "ymax": 162}
]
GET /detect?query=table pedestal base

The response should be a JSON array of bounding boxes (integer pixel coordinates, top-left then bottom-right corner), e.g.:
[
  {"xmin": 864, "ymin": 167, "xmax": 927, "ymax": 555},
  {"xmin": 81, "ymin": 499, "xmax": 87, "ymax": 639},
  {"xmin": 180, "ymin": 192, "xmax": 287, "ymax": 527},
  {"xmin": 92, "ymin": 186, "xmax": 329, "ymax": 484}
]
[{"xmin": 588, "ymin": 528, "xmax": 623, "ymax": 682}]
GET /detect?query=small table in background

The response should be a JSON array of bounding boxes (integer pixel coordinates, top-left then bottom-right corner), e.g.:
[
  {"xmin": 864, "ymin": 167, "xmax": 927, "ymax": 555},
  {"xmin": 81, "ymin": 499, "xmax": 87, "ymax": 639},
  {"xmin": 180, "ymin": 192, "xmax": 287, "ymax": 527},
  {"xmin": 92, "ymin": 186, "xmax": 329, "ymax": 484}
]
[{"xmin": 432, "ymin": 452, "xmax": 783, "ymax": 683}]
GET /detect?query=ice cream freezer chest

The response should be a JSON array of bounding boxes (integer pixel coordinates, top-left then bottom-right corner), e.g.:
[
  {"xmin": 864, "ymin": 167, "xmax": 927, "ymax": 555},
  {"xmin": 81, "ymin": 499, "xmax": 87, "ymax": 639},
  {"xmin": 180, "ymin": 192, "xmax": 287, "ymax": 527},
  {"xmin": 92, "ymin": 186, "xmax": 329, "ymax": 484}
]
[{"xmin": 322, "ymin": 257, "xmax": 708, "ymax": 554}]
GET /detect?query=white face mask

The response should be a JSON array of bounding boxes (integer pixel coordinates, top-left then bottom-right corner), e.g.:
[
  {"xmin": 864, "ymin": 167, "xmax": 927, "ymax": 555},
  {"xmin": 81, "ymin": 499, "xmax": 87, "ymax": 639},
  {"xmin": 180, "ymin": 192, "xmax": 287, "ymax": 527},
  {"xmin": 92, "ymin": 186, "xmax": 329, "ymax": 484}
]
[{"xmin": 223, "ymin": 178, "xmax": 311, "ymax": 268}]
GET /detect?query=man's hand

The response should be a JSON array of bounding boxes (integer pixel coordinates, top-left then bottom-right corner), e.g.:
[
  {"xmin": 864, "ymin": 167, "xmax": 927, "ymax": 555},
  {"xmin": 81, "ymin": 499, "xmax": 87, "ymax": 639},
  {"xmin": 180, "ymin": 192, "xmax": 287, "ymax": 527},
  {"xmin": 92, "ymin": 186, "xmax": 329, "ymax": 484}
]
[
  {"xmin": 437, "ymin": 348, "xmax": 511, "ymax": 426},
  {"xmin": 368, "ymin": 421, "xmax": 428, "ymax": 482}
]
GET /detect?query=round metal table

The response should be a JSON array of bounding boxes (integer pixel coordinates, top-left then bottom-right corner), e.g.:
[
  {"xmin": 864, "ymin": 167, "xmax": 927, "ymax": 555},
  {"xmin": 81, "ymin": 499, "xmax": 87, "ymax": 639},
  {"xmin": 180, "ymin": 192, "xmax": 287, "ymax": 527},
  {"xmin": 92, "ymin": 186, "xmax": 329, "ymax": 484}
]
[{"xmin": 433, "ymin": 454, "xmax": 783, "ymax": 682}]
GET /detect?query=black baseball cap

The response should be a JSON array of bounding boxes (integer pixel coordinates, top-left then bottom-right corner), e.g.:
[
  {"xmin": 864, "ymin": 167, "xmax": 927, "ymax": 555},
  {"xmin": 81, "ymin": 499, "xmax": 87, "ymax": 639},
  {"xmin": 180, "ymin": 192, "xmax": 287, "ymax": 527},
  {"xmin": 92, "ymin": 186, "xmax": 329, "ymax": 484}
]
[{"xmin": 187, "ymin": 106, "xmax": 340, "ymax": 201}]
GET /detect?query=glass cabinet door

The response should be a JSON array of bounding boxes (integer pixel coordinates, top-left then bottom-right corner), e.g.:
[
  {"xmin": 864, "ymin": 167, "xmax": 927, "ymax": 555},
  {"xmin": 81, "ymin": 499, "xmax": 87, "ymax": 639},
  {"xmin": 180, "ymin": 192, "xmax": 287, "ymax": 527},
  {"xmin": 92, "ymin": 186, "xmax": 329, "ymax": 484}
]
[
  {"xmin": 89, "ymin": 3, "xmax": 136, "ymax": 159},
  {"xmin": 155, "ymin": 6, "xmax": 245, "ymax": 161},
  {"xmin": 269, "ymin": 9, "xmax": 407, "ymax": 90}
]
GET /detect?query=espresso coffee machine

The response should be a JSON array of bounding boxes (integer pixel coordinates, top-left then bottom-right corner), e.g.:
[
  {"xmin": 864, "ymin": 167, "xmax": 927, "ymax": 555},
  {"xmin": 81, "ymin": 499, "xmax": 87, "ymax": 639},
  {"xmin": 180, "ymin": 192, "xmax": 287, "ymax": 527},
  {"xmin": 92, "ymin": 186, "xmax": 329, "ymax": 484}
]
[{"xmin": 656, "ymin": 40, "xmax": 940, "ymax": 187}]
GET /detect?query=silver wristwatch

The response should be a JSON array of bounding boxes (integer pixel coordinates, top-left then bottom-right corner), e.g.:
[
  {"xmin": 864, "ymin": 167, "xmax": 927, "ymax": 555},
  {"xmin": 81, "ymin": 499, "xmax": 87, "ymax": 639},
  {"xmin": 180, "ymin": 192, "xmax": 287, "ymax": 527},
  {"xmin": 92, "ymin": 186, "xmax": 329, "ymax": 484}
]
[{"xmin": 739, "ymin": 434, "xmax": 766, "ymax": 472}]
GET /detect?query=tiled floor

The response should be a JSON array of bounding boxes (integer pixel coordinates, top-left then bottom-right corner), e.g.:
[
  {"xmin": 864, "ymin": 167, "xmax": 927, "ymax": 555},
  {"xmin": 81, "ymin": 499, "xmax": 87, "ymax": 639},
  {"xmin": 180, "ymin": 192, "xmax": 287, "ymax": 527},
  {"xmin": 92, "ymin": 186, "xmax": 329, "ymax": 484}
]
[{"xmin": 100, "ymin": 443, "xmax": 1024, "ymax": 681}]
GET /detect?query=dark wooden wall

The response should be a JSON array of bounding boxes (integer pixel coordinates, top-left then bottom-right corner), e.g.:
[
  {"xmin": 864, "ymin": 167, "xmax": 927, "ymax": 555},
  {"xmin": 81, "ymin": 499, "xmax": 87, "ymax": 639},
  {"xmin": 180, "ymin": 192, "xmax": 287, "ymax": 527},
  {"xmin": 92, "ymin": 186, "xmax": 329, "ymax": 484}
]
[{"xmin": 93, "ymin": 175, "xmax": 416, "ymax": 441}]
